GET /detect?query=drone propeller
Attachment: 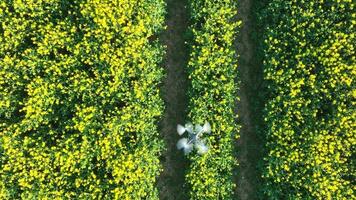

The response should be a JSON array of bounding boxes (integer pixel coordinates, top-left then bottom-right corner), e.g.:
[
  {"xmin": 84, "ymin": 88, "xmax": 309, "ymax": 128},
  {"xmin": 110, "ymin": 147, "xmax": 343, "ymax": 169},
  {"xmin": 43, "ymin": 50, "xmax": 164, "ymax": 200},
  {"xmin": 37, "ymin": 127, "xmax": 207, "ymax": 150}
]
[
  {"xmin": 202, "ymin": 121, "xmax": 211, "ymax": 134},
  {"xmin": 185, "ymin": 122, "xmax": 194, "ymax": 134},
  {"xmin": 176, "ymin": 138, "xmax": 193, "ymax": 155},
  {"xmin": 177, "ymin": 124, "xmax": 186, "ymax": 135},
  {"xmin": 195, "ymin": 140, "xmax": 209, "ymax": 155},
  {"xmin": 195, "ymin": 124, "xmax": 203, "ymax": 133},
  {"xmin": 183, "ymin": 144, "xmax": 194, "ymax": 155}
]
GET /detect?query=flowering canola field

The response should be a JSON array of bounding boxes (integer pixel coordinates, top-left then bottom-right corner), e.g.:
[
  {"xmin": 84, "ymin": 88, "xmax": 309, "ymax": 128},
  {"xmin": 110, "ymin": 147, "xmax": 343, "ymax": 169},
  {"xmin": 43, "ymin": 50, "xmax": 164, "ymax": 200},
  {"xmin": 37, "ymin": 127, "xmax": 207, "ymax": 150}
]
[
  {"xmin": 0, "ymin": 0, "xmax": 355, "ymax": 199},
  {"xmin": 185, "ymin": 0, "xmax": 240, "ymax": 199},
  {"xmin": 0, "ymin": 0, "xmax": 165, "ymax": 199},
  {"xmin": 261, "ymin": 0, "xmax": 355, "ymax": 199}
]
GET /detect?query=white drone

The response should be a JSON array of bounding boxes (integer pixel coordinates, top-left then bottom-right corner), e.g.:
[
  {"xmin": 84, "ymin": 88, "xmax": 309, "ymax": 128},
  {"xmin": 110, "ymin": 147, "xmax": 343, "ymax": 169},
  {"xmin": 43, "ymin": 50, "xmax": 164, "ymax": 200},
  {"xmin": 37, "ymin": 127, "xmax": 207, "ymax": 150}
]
[{"xmin": 176, "ymin": 122, "xmax": 211, "ymax": 155}]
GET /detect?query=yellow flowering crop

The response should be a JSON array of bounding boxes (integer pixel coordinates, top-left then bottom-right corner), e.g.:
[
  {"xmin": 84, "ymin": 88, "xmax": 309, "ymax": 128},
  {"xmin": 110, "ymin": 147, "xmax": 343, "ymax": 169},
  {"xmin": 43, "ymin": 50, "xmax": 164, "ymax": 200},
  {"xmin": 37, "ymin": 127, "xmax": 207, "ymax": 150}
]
[
  {"xmin": 185, "ymin": 0, "xmax": 240, "ymax": 199},
  {"xmin": 260, "ymin": 0, "xmax": 355, "ymax": 199},
  {"xmin": 0, "ymin": 0, "xmax": 166, "ymax": 199}
]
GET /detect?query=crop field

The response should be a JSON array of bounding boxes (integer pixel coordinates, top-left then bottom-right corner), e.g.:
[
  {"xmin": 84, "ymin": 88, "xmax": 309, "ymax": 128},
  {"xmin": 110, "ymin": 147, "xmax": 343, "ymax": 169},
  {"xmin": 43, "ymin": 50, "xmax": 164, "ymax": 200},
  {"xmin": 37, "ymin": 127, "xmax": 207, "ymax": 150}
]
[
  {"xmin": 0, "ymin": 0, "xmax": 354, "ymax": 200},
  {"xmin": 260, "ymin": 1, "xmax": 355, "ymax": 199}
]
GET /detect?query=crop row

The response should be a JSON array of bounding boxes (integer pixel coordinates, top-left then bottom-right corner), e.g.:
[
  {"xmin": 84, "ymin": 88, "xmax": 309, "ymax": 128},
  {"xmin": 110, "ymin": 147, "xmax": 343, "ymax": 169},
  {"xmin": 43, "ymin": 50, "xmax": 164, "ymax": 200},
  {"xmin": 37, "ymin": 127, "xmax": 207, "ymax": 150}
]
[
  {"xmin": 260, "ymin": 0, "xmax": 355, "ymax": 199},
  {"xmin": 185, "ymin": 0, "xmax": 240, "ymax": 199},
  {"xmin": 0, "ymin": 0, "xmax": 165, "ymax": 199}
]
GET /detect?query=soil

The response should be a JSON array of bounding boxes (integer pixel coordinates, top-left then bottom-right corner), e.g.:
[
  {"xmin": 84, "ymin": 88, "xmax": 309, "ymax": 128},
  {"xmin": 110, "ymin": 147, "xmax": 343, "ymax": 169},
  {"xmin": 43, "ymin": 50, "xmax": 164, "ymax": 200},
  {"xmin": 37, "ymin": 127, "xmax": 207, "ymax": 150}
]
[
  {"xmin": 235, "ymin": 0, "xmax": 265, "ymax": 199},
  {"xmin": 157, "ymin": 0, "xmax": 190, "ymax": 199}
]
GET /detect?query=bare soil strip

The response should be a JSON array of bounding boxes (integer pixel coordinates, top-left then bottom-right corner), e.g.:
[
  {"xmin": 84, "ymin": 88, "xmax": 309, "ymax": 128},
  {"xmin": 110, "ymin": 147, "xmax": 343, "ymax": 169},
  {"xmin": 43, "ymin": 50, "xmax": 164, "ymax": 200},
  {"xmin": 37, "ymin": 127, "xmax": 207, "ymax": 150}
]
[
  {"xmin": 235, "ymin": 0, "xmax": 265, "ymax": 199},
  {"xmin": 157, "ymin": 0, "xmax": 190, "ymax": 199}
]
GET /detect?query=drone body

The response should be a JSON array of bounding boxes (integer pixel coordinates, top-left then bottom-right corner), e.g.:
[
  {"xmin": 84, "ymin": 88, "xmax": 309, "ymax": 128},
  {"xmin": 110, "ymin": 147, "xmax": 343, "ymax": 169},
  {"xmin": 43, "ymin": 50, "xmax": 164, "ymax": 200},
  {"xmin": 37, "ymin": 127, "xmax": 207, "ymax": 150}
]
[{"xmin": 176, "ymin": 122, "xmax": 211, "ymax": 155}]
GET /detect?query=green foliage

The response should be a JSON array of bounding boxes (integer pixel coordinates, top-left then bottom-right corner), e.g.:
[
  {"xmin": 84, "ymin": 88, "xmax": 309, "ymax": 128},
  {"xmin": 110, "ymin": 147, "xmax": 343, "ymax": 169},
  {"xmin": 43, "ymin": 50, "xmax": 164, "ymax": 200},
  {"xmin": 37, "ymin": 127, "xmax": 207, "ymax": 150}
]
[
  {"xmin": 186, "ymin": 0, "xmax": 241, "ymax": 199},
  {"xmin": 0, "ymin": 0, "xmax": 166, "ymax": 199},
  {"xmin": 260, "ymin": 0, "xmax": 355, "ymax": 199}
]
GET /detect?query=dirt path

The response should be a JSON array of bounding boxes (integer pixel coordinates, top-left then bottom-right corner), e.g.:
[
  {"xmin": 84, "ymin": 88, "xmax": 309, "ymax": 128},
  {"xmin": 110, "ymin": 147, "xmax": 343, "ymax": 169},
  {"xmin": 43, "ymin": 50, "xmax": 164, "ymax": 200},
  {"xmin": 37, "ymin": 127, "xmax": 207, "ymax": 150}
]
[
  {"xmin": 157, "ymin": 0, "xmax": 190, "ymax": 199},
  {"xmin": 235, "ymin": 0, "xmax": 265, "ymax": 199}
]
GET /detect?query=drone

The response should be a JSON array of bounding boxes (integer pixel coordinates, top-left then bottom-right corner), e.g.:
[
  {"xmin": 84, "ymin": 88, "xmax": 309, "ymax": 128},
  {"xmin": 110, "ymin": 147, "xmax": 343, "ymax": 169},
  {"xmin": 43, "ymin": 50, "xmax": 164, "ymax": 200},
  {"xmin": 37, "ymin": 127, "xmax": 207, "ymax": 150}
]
[{"xmin": 176, "ymin": 122, "xmax": 211, "ymax": 155}]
